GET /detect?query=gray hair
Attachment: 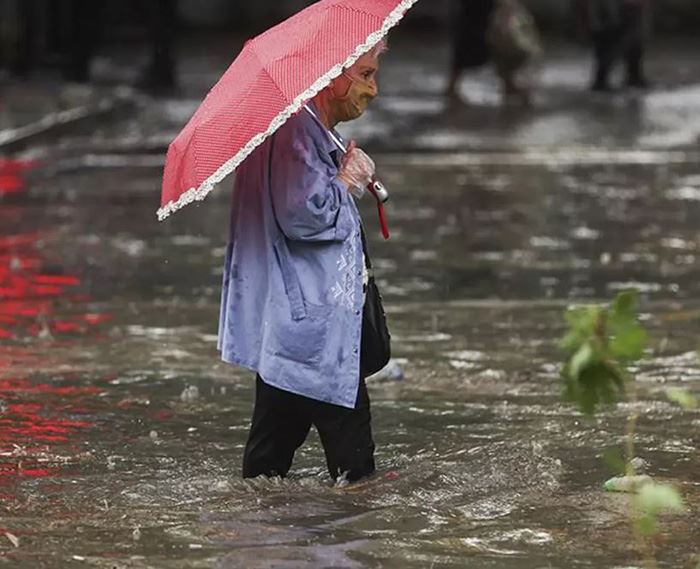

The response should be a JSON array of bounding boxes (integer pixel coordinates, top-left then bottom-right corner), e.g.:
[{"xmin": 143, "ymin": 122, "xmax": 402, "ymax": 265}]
[{"xmin": 365, "ymin": 37, "xmax": 388, "ymax": 59}]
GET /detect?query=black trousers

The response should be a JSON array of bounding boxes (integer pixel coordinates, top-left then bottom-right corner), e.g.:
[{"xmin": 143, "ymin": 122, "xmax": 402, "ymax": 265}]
[
  {"xmin": 142, "ymin": 0, "xmax": 177, "ymax": 87},
  {"xmin": 592, "ymin": 4, "xmax": 646, "ymax": 89},
  {"xmin": 64, "ymin": 0, "xmax": 103, "ymax": 82},
  {"xmin": 242, "ymin": 375, "xmax": 375, "ymax": 482}
]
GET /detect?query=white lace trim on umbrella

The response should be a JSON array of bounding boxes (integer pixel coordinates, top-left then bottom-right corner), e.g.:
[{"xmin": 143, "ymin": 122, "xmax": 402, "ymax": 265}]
[{"xmin": 157, "ymin": 0, "xmax": 420, "ymax": 221}]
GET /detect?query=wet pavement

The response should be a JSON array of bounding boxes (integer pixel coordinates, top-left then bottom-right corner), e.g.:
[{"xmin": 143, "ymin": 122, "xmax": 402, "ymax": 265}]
[{"xmin": 1, "ymin": 33, "xmax": 699, "ymax": 568}]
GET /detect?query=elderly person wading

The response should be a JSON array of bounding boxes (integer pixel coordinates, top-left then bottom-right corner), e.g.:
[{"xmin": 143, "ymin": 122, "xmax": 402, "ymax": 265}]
[{"xmin": 218, "ymin": 42, "xmax": 388, "ymax": 483}]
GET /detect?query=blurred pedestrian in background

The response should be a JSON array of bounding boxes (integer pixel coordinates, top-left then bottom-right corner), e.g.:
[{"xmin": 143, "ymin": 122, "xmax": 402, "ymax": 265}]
[
  {"xmin": 1, "ymin": 0, "xmax": 104, "ymax": 82},
  {"xmin": 6, "ymin": 0, "xmax": 40, "ymax": 77},
  {"xmin": 63, "ymin": 0, "xmax": 103, "ymax": 83},
  {"xmin": 1, "ymin": 0, "xmax": 177, "ymax": 90},
  {"xmin": 445, "ymin": 0, "xmax": 495, "ymax": 103},
  {"xmin": 64, "ymin": 0, "xmax": 178, "ymax": 89},
  {"xmin": 0, "ymin": 0, "xmax": 48, "ymax": 78},
  {"xmin": 584, "ymin": 0, "xmax": 651, "ymax": 91},
  {"xmin": 139, "ymin": 0, "xmax": 177, "ymax": 91},
  {"xmin": 486, "ymin": 0, "xmax": 542, "ymax": 105},
  {"xmin": 446, "ymin": 0, "xmax": 541, "ymax": 106}
]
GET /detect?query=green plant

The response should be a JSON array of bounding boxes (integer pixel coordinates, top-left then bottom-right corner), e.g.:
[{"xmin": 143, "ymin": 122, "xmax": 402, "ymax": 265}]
[
  {"xmin": 560, "ymin": 290, "xmax": 693, "ymax": 566},
  {"xmin": 560, "ymin": 290, "xmax": 646, "ymax": 416},
  {"xmin": 665, "ymin": 387, "xmax": 698, "ymax": 410},
  {"xmin": 634, "ymin": 482, "xmax": 684, "ymax": 536}
]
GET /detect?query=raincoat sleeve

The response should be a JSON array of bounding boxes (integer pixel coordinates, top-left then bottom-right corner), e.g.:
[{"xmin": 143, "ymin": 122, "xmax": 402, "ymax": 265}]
[{"xmin": 269, "ymin": 117, "xmax": 354, "ymax": 243}]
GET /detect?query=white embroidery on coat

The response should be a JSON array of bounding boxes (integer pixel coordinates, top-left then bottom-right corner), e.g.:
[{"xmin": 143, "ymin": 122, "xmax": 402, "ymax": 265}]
[{"xmin": 330, "ymin": 231, "xmax": 359, "ymax": 310}]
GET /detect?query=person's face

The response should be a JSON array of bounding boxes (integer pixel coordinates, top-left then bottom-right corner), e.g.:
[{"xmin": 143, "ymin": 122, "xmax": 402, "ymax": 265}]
[{"xmin": 331, "ymin": 52, "xmax": 380, "ymax": 122}]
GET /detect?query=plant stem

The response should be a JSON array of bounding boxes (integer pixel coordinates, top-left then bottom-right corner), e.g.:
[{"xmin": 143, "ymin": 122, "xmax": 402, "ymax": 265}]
[{"xmin": 625, "ymin": 377, "xmax": 657, "ymax": 569}]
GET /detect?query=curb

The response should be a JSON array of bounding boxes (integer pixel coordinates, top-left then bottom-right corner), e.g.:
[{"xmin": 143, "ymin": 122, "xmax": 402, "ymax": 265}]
[{"xmin": 0, "ymin": 91, "xmax": 137, "ymax": 153}]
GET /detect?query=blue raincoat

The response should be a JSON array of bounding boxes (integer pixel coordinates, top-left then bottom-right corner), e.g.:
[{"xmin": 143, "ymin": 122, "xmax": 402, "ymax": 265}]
[{"xmin": 218, "ymin": 104, "xmax": 365, "ymax": 408}]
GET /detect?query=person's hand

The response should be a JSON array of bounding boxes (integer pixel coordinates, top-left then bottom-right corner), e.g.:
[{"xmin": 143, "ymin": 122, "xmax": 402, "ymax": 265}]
[{"xmin": 337, "ymin": 141, "xmax": 375, "ymax": 192}]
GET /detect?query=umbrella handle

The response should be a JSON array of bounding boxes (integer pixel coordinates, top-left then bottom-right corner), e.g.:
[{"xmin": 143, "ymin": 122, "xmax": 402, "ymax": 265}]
[
  {"xmin": 367, "ymin": 178, "xmax": 390, "ymax": 240},
  {"xmin": 303, "ymin": 105, "xmax": 390, "ymax": 239},
  {"xmin": 376, "ymin": 201, "xmax": 389, "ymax": 240}
]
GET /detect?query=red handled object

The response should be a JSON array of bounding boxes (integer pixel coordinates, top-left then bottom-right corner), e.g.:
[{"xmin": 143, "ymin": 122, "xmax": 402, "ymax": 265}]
[
  {"xmin": 367, "ymin": 179, "xmax": 390, "ymax": 240},
  {"xmin": 298, "ymin": 106, "xmax": 390, "ymax": 238}
]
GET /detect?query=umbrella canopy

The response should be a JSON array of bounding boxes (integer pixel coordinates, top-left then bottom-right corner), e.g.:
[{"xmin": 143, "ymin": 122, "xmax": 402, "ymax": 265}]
[{"xmin": 158, "ymin": 0, "xmax": 419, "ymax": 221}]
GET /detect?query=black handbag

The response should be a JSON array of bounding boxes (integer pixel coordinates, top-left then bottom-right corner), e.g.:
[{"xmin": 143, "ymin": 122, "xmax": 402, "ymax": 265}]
[{"xmin": 360, "ymin": 227, "xmax": 391, "ymax": 377}]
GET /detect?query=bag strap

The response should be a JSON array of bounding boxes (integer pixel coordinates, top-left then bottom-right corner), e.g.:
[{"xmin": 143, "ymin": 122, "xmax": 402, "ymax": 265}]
[{"xmin": 359, "ymin": 224, "xmax": 373, "ymax": 271}]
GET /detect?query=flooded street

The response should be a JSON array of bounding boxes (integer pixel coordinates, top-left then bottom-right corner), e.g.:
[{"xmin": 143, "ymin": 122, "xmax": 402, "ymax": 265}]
[{"xmin": 1, "ymin": 38, "xmax": 699, "ymax": 568}]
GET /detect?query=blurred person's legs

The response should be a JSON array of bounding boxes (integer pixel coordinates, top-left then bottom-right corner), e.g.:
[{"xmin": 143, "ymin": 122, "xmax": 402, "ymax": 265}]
[
  {"xmin": 621, "ymin": 2, "xmax": 649, "ymax": 88},
  {"xmin": 141, "ymin": 0, "xmax": 177, "ymax": 90},
  {"xmin": 494, "ymin": 51, "xmax": 532, "ymax": 106},
  {"xmin": 495, "ymin": 62, "xmax": 529, "ymax": 106},
  {"xmin": 445, "ymin": 0, "xmax": 494, "ymax": 102},
  {"xmin": 11, "ymin": 0, "xmax": 40, "ymax": 77},
  {"xmin": 45, "ymin": 1, "xmax": 71, "ymax": 68},
  {"xmin": 624, "ymin": 42, "xmax": 647, "ymax": 88},
  {"xmin": 591, "ymin": 29, "xmax": 617, "ymax": 91},
  {"xmin": 64, "ymin": 0, "xmax": 102, "ymax": 82},
  {"xmin": 445, "ymin": 0, "xmax": 468, "ymax": 100}
]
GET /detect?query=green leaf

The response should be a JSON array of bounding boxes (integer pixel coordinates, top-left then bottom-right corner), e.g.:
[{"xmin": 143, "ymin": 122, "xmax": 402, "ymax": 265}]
[
  {"xmin": 666, "ymin": 387, "xmax": 698, "ymax": 410},
  {"xmin": 561, "ymin": 306, "xmax": 602, "ymax": 351},
  {"xmin": 636, "ymin": 513, "xmax": 657, "ymax": 536},
  {"xmin": 569, "ymin": 342, "xmax": 594, "ymax": 381},
  {"xmin": 610, "ymin": 326, "xmax": 647, "ymax": 360},
  {"xmin": 564, "ymin": 305, "xmax": 599, "ymax": 329},
  {"xmin": 608, "ymin": 291, "xmax": 647, "ymax": 361},
  {"xmin": 602, "ymin": 448, "xmax": 626, "ymax": 476},
  {"xmin": 559, "ymin": 293, "xmax": 641, "ymax": 416},
  {"xmin": 611, "ymin": 290, "xmax": 638, "ymax": 319},
  {"xmin": 637, "ymin": 483, "xmax": 684, "ymax": 512},
  {"xmin": 566, "ymin": 360, "xmax": 625, "ymax": 416},
  {"xmin": 633, "ymin": 482, "xmax": 684, "ymax": 536}
]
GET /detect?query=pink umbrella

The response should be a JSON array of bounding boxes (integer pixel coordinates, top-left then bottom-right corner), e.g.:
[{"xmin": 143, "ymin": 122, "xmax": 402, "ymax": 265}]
[{"xmin": 158, "ymin": 0, "xmax": 419, "ymax": 222}]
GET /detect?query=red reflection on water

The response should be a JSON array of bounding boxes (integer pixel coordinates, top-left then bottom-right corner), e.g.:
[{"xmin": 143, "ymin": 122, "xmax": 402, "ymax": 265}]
[
  {"xmin": 0, "ymin": 378, "xmax": 102, "ymax": 486},
  {"xmin": 0, "ymin": 228, "xmax": 110, "ymax": 488},
  {"xmin": 0, "ymin": 159, "xmax": 35, "ymax": 196},
  {"xmin": 0, "ymin": 233, "xmax": 111, "ymax": 340}
]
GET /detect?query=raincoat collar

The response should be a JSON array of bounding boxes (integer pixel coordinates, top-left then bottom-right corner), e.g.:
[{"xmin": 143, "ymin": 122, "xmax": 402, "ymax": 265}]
[{"xmin": 303, "ymin": 101, "xmax": 345, "ymax": 163}]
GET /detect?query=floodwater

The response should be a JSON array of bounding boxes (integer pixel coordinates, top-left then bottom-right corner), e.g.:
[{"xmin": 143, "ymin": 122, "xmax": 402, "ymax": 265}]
[
  {"xmin": 1, "ymin": 139, "xmax": 698, "ymax": 568},
  {"xmin": 2, "ymin": 36, "xmax": 700, "ymax": 566}
]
